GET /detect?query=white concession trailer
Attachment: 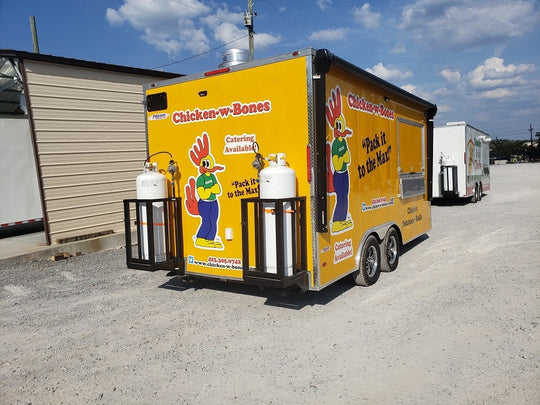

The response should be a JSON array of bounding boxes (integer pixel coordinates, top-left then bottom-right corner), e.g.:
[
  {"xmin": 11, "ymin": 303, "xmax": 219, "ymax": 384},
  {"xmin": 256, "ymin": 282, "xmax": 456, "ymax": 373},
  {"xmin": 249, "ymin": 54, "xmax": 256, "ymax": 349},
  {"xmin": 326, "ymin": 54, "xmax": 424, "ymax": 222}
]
[{"xmin": 432, "ymin": 121, "xmax": 491, "ymax": 202}]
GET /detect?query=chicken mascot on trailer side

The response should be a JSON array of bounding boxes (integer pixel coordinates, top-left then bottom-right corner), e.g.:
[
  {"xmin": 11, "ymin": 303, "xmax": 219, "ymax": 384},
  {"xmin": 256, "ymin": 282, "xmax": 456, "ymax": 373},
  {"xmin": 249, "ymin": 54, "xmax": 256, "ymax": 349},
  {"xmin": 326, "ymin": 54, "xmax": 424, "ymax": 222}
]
[
  {"xmin": 326, "ymin": 86, "xmax": 353, "ymax": 234},
  {"xmin": 185, "ymin": 132, "xmax": 225, "ymax": 249}
]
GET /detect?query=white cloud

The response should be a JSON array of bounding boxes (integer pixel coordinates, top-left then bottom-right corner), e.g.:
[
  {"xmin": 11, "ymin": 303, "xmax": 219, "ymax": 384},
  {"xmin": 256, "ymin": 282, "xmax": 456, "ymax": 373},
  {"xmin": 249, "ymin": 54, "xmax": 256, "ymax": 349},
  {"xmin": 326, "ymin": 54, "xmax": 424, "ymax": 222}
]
[
  {"xmin": 141, "ymin": 21, "xmax": 210, "ymax": 57},
  {"xmin": 440, "ymin": 69, "xmax": 461, "ymax": 83},
  {"xmin": 309, "ymin": 28, "xmax": 348, "ymax": 42},
  {"xmin": 432, "ymin": 87, "xmax": 453, "ymax": 97},
  {"xmin": 431, "ymin": 57, "xmax": 537, "ymax": 126},
  {"xmin": 202, "ymin": 8, "xmax": 280, "ymax": 52},
  {"xmin": 106, "ymin": 0, "xmax": 212, "ymax": 56},
  {"xmin": 468, "ymin": 57, "xmax": 536, "ymax": 89},
  {"xmin": 105, "ymin": 8, "xmax": 124, "ymax": 25},
  {"xmin": 353, "ymin": 3, "xmax": 381, "ymax": 30},
  {"xmin": 200, "ymin": 8, "xmax": 242, "ymax": 27},
  {"xmin": 143, "ymin": 22, "xmax": 209, "ymax": 56},
  {"xmin": 400, "ymin": 84, "xmax": 434, "ymax": 101},
  {"xmin": 106, "ymin": 0, "xmax": 280, "ymax": 58},
  {"xmin": 399, "ymin": 0, "xmax": 540, "ymax": 50},
  {"xmin": 106, "ymin": 0, "xmax": 209, "ymax": 30},
  {"xmin": 253, "ymin": 32, "xmax": 281, "ymax": 50},
  {"xmin": 316, "ymin": 0, "xmax": 332, "ymax": 11},
  {"xmin": 436, "ymin": 104, "xmax": 453, "ymax": 113},
  {"xmin": 401, "ymin": 84, "xmax": 417, "ymax": 94},
  {"xmin": 210, "ymin": 21, "xmax": 245, "ymax": 44},
  {"xmin": 390, "ymin": 43, "xmax": 406, "ymax": 54},
  {"xmin": 480, "ymin": 88, "xmax": 514, "ymax": 99},
  {"xmin": 367, "ymin": 63, "xmax": 413, "ymax": 81}
]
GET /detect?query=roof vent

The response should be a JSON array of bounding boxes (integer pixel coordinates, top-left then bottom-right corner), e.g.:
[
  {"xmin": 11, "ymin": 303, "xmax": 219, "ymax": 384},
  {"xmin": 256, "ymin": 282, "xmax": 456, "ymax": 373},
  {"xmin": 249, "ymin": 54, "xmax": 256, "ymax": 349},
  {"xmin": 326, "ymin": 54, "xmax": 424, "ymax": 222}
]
[{"xmin": 218, "ymin": 49, "xmax": 250, "ymax": 68}]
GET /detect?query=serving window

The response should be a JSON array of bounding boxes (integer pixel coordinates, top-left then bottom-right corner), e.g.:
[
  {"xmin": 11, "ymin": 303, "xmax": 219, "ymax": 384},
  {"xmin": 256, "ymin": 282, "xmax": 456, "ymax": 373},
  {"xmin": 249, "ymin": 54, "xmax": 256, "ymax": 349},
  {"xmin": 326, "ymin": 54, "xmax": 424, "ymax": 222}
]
[{"xmin": 397, "ymin": 117, "xmax": 425, "ymax": 198}]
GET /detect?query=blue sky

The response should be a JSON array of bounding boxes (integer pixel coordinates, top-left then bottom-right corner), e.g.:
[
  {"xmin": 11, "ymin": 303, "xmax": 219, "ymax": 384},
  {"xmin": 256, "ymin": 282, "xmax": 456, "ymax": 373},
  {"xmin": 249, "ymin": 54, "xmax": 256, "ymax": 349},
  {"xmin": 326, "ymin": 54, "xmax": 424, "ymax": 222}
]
[{"xmin": 2, "ymin": 0, "xmax": 539, "ymax": 140}]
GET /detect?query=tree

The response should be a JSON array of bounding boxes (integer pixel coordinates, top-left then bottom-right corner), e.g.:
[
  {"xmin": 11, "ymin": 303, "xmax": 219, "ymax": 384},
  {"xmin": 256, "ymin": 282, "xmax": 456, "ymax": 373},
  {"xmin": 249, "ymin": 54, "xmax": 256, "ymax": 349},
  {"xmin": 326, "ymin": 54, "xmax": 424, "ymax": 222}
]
[{"xmin": 490, "ymin": 138, "xmax": 528, "ymax": 161}]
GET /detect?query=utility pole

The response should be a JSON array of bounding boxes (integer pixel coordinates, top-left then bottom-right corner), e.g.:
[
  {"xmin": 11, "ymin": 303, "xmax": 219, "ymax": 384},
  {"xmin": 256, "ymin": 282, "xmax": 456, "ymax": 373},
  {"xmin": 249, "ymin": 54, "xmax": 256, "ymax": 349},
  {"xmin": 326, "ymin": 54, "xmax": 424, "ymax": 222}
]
[
  {"xmin": 29, "ymin": 16, "xmax": 40, "ymax": 53},
  {"xmin": 244, "ymin": 0, "xmax": 255, "ymax": 60}
]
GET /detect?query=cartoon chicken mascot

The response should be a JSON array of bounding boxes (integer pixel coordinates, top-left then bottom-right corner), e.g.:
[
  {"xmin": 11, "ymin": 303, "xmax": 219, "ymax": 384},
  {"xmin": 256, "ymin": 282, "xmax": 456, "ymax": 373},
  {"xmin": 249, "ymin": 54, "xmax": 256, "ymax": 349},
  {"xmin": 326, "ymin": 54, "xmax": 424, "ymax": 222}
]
[
  {"xmin": 326, "ymin": 86, "xmax": 353, "ymax": 234},
  {"xmin": 185, "ymin": 132, "xmax": 225, "ymax": 249}
]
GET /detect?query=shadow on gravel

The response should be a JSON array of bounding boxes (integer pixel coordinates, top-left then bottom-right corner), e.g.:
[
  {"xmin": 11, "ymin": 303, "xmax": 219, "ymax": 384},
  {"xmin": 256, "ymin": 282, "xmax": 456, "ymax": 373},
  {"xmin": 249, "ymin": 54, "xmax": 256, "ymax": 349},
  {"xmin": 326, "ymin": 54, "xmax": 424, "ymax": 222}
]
[
  {"xmin": 401, "ymin": 233, "xmax": 430, "ymax": 256},
  {"xmin": 431, "ymin": 196, "xmax": 478, "ymax": 206},
  {"xmin": 157, "ymin": 229, "xmax": 434, "ymax": 309},
  {"xmin": 159, "ymin": 273, "xmax": 356, "ymax": 310}
]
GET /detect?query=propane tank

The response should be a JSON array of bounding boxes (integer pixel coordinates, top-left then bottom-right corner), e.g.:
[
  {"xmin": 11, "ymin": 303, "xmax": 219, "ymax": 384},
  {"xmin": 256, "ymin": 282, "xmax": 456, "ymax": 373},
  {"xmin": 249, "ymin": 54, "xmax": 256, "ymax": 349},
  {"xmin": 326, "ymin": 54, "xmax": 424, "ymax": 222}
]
[
  {"xmin": 439, "ymin": 153, "xmax": 456, "ymax": 166},
  {"xmin": 136, "ymin": 162, "xmax": 168, "ymax": 262},
  {"xmin": 259, "ymin": 153, "xmax": 296, "ymax": 276},
  {"xmin": 259, "ymin": 153, "xmax": 296, "ymax": 198}
]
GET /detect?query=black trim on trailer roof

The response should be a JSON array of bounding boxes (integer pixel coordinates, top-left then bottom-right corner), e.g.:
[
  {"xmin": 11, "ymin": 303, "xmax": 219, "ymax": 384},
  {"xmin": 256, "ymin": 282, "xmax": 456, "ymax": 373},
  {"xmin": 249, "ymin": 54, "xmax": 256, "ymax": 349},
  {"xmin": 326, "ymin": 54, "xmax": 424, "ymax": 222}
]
[
  {"xmin": 314, "ymin": 49, "xmax": 437, "ymax": 119},
  {"xmin": 0, "ymin": 49, "xmax": 182, "ymax": 79}
]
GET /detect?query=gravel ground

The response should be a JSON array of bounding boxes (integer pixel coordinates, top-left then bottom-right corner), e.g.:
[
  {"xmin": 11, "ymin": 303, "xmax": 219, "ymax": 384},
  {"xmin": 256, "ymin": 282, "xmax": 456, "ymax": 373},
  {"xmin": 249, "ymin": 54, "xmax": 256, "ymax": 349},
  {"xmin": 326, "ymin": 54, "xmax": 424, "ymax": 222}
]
[{"xmin": 1, "ymin": 163, "xmax": 539, "ymax": 404}]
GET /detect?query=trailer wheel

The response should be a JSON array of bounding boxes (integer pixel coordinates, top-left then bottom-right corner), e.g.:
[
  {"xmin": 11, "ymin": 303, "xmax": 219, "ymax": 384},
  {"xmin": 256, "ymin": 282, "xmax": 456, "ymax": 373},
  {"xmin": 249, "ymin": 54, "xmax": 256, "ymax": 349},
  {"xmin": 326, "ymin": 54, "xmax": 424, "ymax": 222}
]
[
  {"xmin": 381, "ymin": 227, "xmax": 400, "ymax": 272},
  {"xmin": 471, "ymin": 183, "xmax": 478, "ymax": 203},
  {"xmin": 352, "ymin": 235, "xmax": 381, "ymax": 286}
]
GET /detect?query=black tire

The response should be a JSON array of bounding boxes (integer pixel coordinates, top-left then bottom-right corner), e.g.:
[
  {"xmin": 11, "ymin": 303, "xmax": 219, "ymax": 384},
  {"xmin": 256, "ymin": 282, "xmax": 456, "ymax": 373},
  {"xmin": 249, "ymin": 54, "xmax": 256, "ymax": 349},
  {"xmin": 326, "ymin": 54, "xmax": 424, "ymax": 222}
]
[
  {"xmin": 381, "ymin": 227, "xmax": 400, "ymax": 272},
  {"xmin": 471, "ymin": 183, "xmax": 478, "ymax": 203},
  {"xmin": 478, "ymin": 183, "xmax": 483, "ymax": 201},
  {"xmin": 351, "ymin": 235, "xmax": 381, "ymax": 286}
]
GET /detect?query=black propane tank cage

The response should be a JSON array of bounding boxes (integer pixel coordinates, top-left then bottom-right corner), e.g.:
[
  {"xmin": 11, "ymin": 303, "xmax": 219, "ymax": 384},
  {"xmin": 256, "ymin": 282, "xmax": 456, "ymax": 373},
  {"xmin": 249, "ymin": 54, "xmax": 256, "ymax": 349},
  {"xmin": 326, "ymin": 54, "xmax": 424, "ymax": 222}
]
[
  {"xmin": 123, "ymin": 198, "xmax": 183, "ymax": 271},
  {"xmin": 241, "ymin": 197, "xmax": 308, "ymax": 289},
  {"xmin": 440, "ymin": 165, "xmax": 458, "ymax": 197}
]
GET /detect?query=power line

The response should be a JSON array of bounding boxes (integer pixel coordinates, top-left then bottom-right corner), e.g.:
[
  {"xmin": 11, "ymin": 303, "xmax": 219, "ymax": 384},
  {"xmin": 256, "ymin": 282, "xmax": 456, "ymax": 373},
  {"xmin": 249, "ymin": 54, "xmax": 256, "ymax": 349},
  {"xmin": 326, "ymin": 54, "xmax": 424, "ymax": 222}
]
[
  {"xmin": 261, "ymin": 0, "xmax": 311, "ymax": 45},
  {"xmin": 151, "ymin": 1, "xmax": 284, "ymax": 69},
  {"xmin": 491, "ymin": 134, "xmax": 533, "ymax": 140},
  {"xmin": 252, "ymin": 31, "xmax": 281, "ymax": 55},
  {"xmin": 489, "ymin": 127, "xmax": 535, "ymax": 135},
  {"xmin": 152, "ymin": 34, "xmax": 249, "ymax": 69},
  {"xmin": 490, "ymin": 130, "xmax": 532, "ymax": 136},
  {"xmin": 171, "ymin": 0, "xmax": 240, "ymax": 25}
]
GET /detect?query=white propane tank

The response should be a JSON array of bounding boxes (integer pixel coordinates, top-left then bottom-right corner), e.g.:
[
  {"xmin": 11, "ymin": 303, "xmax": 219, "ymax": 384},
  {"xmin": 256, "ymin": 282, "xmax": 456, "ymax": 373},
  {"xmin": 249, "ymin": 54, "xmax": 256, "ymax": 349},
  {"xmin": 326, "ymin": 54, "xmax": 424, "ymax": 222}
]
[
  {"xmin": 259, "ymin": 153, "xmax": 296, "ymax": 276},
  {"xmin": 439, "ymin": 153, "xmax": 456, "ymax": 166},
  {"xmin": 260, "ymin": 153, "xmax": 296, "ymax": 198},
  {"xmin": 136, "ymin": 162, "xmax": 168, "ymax": 262}
]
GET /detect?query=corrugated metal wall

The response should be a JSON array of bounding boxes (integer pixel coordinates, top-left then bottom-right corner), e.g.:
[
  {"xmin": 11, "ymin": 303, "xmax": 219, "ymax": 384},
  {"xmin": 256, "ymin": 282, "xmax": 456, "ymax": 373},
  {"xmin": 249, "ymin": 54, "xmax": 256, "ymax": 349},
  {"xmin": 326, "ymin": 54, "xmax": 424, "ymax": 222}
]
[{"xmin": 24, "ymin": 60, "xmax": 164, "ymax": 244}]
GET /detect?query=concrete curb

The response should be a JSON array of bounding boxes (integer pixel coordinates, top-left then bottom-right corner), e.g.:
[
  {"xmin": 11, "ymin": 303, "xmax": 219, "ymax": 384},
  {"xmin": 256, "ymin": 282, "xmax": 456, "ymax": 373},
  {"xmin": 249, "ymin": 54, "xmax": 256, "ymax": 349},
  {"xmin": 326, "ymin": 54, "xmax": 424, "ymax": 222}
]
[{"xmin": 0, "ymin": 232, "xmax": 131, "ymax": 267}]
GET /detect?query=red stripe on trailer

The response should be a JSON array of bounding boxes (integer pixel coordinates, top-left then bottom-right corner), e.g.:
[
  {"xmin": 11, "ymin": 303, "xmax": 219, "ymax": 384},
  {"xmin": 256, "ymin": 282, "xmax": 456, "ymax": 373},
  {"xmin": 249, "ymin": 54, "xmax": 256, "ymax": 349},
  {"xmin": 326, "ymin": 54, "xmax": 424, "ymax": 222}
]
[{"xmin": 0, "ymin": 218, "xmax": 43, "ymax": 227}]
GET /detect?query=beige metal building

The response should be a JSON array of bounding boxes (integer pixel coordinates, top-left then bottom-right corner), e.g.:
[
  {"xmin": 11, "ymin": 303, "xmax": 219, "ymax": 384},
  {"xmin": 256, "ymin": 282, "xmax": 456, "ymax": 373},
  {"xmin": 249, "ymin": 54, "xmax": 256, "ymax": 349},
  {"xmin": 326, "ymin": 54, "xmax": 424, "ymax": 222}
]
[{"xmin": 0, "ymin": 50, "xmax": 180, "ymax": 245}]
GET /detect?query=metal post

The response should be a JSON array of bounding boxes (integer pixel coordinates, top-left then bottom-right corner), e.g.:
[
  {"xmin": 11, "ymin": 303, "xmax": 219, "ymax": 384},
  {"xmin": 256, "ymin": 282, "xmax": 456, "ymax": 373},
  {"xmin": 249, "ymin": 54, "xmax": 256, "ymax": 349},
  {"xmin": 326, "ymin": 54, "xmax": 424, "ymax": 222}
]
[
  {"xmin": 30, "ymin": 16, "xmax": 40, "ymax": 54},
  {"xmin": 246, "ymin": 0, "xmax": 254, "ymax": 60}
]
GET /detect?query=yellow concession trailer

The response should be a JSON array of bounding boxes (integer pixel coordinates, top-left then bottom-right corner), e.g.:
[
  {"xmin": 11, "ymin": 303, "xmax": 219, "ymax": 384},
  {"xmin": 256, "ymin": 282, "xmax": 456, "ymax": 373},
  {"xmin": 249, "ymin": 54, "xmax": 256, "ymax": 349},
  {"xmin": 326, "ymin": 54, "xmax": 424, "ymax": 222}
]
[{"xmin": 124, "ymin": 48, "xmax": 437, "ymax": 291}]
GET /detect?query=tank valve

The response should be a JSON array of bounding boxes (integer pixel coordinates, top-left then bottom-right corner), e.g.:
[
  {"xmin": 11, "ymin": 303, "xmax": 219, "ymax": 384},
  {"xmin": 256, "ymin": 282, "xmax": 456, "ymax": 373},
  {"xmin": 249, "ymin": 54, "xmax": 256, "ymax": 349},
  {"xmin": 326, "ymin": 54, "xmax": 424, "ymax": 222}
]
[
  {"xmin": 167, "ymin": 160, "xmax": 177, "ymax": 176},
  {"xmin": 167, "ymin": 159, "xmax": 178, "ymax": 198},
  {"xmin": 251, "ymin": 141, "xmax": 264, "ymax": 171}
]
